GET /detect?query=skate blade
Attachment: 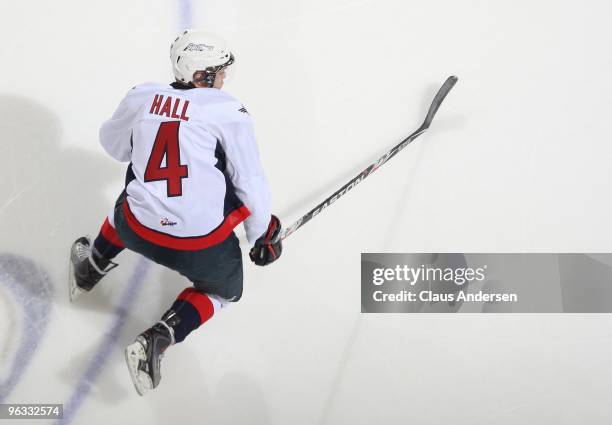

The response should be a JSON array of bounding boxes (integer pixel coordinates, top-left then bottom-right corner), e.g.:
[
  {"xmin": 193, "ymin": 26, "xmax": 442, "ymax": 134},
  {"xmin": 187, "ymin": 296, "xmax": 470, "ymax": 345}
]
[
  {"xmin": 125, "ymin": 341, "xmax": 153, "ymax": 396},
  {"xmin": 68, "ymin": 245, "xmax": 85, "ymax": 303}
]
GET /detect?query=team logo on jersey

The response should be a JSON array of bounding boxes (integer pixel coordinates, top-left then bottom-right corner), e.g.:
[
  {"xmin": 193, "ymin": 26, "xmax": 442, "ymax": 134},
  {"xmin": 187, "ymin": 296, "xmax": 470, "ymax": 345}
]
[
  {"xmin": 160, "ymin": 218, "xmax": 178, "ymax": 227},
  {"xmin": 184, "ymin": 43, "xmax": 214, "ymax": 52}
]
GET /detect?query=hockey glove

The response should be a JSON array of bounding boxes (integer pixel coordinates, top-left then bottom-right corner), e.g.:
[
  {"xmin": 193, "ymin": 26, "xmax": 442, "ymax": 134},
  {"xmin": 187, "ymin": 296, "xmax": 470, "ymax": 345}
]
[{"xmin": 249, "ymin": 215, "xmax": 282, "ymax": 266}]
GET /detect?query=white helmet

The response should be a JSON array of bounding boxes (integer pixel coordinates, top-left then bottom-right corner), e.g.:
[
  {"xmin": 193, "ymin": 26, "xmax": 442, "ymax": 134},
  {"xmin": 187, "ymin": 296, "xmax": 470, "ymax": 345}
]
[{"xmin": 170, "ymin": 29, "xmax": 235, "ymax": 86}]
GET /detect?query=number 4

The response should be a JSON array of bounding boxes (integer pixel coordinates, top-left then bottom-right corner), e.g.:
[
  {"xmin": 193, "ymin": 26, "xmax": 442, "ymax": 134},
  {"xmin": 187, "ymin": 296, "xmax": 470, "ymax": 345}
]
[{"xmin": 144, "ymin": 121, "xmax": 188, "ymax": 197}]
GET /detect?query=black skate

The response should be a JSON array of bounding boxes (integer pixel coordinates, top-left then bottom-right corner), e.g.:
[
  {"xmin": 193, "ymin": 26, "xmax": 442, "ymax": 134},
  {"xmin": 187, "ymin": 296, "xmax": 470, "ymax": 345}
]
[
  {"xmin": 125, "ymin": 311, "xmax": 178, "ymax": 395},
  {"xmin": 69, "ymin": 236, "xmax": 117, "ymax": 302}
]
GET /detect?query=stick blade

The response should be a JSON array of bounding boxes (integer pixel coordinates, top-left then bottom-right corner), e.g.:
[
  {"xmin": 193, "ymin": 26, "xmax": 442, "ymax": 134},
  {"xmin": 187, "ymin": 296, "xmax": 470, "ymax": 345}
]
[{"xmin": 422, "ymin": 75, "xmax": 458, "ymax": 129}]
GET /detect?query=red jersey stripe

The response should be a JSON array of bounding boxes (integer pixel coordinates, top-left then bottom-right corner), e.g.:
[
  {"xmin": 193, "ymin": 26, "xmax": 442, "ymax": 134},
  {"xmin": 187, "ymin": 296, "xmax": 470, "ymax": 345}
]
[{"xmin": 122, "ymin": 198, "xmax": 250, "ymax": 251}]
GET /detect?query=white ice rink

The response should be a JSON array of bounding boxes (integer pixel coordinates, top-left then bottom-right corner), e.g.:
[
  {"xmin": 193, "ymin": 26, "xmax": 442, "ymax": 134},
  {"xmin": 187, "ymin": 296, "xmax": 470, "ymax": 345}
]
[{"xmin": 1, "ymin": 0, "xmax": 612, "ymax": 424}]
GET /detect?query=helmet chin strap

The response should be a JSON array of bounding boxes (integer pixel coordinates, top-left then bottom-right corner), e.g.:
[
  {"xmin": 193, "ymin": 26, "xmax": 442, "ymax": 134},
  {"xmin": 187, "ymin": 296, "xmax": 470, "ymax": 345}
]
[
  {"xmin": 203, "ymin": 70, "xmax": 217, "ymax": 87},
  {"xmin": 192, "ymin": 71, "xmax": 215, "ymax": 87},
  {"xmin": 192, "ymin": 53, "xmax": 235, "ymax": 88}
]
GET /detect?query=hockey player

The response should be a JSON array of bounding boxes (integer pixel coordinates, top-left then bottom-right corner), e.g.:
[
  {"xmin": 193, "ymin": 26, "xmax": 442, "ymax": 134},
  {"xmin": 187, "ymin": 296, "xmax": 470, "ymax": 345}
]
[{"xmin": 69, "ymin": 29, "xmax": 282, "ymax": 395}]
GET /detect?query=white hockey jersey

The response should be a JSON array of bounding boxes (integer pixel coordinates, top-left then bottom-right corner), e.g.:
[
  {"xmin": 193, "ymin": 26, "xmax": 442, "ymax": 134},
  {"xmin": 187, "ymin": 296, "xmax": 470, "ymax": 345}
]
[{"xmin": 99, "ymin": 82, "xmax": 271, "ymax": 250}]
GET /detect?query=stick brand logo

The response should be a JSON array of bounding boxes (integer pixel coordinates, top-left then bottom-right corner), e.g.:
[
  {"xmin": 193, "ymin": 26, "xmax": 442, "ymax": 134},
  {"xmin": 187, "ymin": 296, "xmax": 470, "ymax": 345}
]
[
  {"xmin": 312, "ymin": 175, "xmax": 366, "ymax": 217},
  {"xmin": 184, "ymin": 43, "xmax": 214, "ymax": 52}
]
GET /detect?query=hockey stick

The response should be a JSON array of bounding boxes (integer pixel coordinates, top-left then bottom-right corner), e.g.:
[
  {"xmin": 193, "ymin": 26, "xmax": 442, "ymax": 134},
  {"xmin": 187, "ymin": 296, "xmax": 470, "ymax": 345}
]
[{"xmin": 278, "ymin": 75, "xmax": 458, "ymax": 241}]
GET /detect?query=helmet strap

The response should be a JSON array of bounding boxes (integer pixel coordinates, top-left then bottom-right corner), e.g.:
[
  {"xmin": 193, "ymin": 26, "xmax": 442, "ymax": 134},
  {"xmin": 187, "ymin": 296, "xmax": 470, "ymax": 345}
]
[
  {"xmin": 192, "ymin": 53, "xmax": 234, "ymax": 88},
  {"xmin": 204, "ymin": 71, "xmax": 216, "ymax": 87},
  {"xmin": 193, "ymin": 70, "xmax": 216, "ymax": 88}
]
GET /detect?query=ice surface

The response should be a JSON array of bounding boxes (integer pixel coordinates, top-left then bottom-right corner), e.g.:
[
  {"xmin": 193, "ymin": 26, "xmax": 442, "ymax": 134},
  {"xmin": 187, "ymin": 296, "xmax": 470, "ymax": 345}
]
[{"xmin": 1, "ymin": 0, "xmax": 612, "ymax": 424}]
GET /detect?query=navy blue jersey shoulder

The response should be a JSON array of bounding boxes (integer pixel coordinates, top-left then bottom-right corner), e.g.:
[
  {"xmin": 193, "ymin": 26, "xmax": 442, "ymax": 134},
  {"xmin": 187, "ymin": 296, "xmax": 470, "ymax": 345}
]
[{"xmin": 170, "ymin": 81, "xmax": 194, "ymax": 90}]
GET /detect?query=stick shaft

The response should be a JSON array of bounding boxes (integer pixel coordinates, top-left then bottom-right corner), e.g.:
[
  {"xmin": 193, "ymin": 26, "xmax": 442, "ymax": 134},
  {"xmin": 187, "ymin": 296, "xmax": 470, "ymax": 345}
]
[{"xmin": 279, "ymin": 76, "xmax": 458, "ymax": 241}]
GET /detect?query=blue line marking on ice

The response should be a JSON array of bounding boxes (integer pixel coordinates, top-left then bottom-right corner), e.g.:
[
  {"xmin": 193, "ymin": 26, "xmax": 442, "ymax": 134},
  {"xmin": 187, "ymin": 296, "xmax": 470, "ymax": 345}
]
[
  {"xmin": 56, "ymin": 5, "xmax": 190, "ymax": 422},
  {"xmin": 0, "ymin": 255, "xmax": 53, "ymax": 403},
  {"xmin": 178, "ymin": 0, "xmax": 193, "ymax": 29},
  {"xmin": 57, "ymin": 257, "xmax": 151, "ymax": 425}
]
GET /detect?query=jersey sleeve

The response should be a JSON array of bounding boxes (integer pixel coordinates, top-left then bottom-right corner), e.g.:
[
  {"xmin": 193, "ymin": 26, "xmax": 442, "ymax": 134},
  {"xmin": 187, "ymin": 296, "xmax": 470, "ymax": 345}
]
[
  {"xmin": 210, "ymin": 109, "xmax": 271, "ymax": 246},
  {"xmin": 99, "ymin": 89, "xmax": 139, "ymax": 162}
]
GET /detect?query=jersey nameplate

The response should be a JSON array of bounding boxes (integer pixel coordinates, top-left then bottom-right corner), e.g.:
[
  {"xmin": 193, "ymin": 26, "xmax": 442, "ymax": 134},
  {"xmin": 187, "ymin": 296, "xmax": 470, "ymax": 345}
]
[{"xmin": 149, "ymin": 95, "xmax": 190, "ymax": 122}]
